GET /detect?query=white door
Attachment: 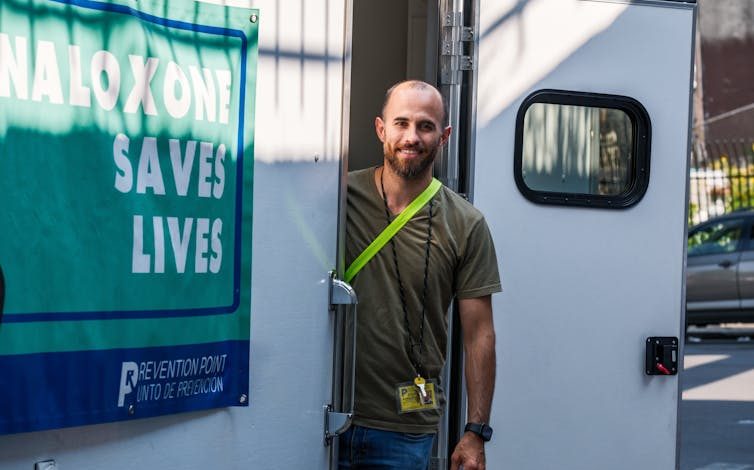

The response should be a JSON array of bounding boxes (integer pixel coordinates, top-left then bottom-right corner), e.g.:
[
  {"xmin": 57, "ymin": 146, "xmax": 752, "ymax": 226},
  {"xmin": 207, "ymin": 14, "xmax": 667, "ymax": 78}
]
[{"xmin": 472, "ymin": 1, "xmax": 695, "ymax": 468}]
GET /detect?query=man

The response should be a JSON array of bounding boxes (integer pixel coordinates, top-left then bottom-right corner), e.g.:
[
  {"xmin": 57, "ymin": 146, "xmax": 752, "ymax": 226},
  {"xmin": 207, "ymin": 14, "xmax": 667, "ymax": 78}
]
[{"xmin": 342, "ymin": 80, "xmax": 501, "ymax": 470}]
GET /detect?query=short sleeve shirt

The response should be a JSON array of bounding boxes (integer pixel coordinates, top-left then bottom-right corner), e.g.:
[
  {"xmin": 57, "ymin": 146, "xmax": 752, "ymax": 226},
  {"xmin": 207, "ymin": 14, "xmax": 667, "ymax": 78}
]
[{"xmin": 346, "ymin": 167, "xmax": 501, "ymax": 433}]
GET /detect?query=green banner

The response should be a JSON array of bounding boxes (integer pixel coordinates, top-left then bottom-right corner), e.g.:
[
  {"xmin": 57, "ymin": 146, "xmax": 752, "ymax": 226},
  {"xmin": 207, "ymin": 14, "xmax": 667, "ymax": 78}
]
[{"xmin": 0, "ymin": 0, "xmax": 257, "ymax": 433}]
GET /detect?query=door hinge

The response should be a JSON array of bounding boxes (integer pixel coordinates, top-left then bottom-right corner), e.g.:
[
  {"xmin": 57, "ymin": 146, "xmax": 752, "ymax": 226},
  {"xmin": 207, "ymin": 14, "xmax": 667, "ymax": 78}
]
[
  {"xmin": 329, "ymin": 271, "xmax": 357, "ymax": 311},
  {"xmin": 440, "ymin": 12, "xmax": 475, "ymax": 85},
  {"xmin": 324, "ymin": 404, "xmax": 352, "ymax": 446}
]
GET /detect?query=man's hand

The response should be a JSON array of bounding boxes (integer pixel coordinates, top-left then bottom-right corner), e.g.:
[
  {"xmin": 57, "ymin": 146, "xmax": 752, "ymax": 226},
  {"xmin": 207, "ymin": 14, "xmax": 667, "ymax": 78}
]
[{"xmin": 451, "ymin": 432, "xmax": 486, "ymax": 470}]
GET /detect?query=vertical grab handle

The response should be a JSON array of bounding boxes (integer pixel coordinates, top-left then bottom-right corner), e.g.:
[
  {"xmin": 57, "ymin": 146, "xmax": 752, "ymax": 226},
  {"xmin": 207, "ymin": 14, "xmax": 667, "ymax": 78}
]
[{"xmin": 325, "ymin": 274, "xmax": 358, "ymax": 446}]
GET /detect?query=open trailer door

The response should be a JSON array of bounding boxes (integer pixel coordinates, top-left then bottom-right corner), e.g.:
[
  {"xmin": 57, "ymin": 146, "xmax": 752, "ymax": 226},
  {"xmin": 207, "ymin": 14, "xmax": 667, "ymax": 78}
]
[{"xmin": 470, "ymin": 1, "xmax": 695, "ymax": 468}]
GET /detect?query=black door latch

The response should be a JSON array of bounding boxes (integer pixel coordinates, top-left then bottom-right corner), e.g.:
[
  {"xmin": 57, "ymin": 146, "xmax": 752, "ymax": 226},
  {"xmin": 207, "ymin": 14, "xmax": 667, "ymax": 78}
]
[{"xmin": 645, "ymin": 337, "xmax": 678, "ymax": 376}]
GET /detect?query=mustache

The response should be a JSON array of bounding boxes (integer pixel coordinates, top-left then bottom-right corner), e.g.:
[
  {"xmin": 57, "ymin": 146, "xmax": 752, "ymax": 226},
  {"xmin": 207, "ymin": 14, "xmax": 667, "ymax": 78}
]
[{"xmin": 397, "ymin": 144, "xmax": 424, "ymax": 152}]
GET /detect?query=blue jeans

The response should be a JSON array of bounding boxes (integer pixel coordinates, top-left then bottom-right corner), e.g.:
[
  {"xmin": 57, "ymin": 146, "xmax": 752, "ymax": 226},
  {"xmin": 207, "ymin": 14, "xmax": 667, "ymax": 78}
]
[{"xmin": 338, "ymin": 425, "xmax": 435, "ymax": 469}]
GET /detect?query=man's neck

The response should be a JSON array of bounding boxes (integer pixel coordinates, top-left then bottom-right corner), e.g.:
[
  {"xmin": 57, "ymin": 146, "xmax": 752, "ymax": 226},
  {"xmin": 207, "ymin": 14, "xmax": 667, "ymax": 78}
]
[{"xmin": 375, "ymin": 164, "xmax": 434, "ymax": 215}]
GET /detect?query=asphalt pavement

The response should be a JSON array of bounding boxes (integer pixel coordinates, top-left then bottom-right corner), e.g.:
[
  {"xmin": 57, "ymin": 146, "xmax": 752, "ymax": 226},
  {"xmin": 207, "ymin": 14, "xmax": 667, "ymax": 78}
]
[{"xmin": 681, "ymin": 325, "xmax": 754, "ymax": 470}]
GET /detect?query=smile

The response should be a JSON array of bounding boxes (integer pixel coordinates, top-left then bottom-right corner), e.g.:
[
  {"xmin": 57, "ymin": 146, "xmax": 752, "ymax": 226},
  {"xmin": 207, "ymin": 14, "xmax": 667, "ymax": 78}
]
[{"xmin": 397, "ymin": 148, "xmax": 422, "ymax": 157}]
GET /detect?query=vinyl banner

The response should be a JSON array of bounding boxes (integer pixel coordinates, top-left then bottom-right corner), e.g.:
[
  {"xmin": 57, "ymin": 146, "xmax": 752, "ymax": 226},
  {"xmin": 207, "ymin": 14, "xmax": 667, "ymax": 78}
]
[{"xmin": 0, "ymin": 0, "xmax": 257, "ymax": 434}]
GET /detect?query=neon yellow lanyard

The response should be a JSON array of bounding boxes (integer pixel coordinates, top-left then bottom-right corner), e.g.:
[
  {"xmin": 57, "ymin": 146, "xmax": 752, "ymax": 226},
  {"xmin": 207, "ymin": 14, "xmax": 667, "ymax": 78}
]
[{"xmin": 344, "ymin": 178, "xmax": 442, "ymax": 284}]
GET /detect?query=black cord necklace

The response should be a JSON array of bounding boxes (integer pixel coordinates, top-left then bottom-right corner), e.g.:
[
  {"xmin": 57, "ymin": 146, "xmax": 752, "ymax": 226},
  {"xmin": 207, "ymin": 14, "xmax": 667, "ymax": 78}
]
[{"xmin": 379, "ymin": 167, "xmax": 434, "ymax": 378}]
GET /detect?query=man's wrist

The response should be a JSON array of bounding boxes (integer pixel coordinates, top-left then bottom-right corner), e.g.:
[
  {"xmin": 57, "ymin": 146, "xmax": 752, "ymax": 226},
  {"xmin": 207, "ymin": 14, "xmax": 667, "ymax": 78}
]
[
  {"xmin": 464, "ymin": 422, "xmax": 493, "ymax": 442},
  {"xmin": 463, "ymin": 430, "xmax": 485, "ymax": 445}
]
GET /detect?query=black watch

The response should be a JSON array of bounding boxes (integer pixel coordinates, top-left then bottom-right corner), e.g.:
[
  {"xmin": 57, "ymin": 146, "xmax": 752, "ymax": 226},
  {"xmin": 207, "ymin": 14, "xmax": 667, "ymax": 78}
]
[{"xmin": 464, "ymin": 422, "xmax": 493, "ymax": 442}]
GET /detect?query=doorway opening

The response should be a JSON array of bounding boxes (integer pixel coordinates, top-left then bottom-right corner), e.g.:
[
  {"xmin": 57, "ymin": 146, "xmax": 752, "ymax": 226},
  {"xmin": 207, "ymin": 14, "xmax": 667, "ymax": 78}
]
[{"xmin": 345, "ymin": 1, "xmax": 474, "ymax": 467}]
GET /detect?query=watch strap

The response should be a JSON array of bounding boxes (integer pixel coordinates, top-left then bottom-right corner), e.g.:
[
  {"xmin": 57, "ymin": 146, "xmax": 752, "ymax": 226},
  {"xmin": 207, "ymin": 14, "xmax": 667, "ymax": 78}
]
[{"xmin": 464, "ymin": 422, "xmax": 493, "ymax": 442}]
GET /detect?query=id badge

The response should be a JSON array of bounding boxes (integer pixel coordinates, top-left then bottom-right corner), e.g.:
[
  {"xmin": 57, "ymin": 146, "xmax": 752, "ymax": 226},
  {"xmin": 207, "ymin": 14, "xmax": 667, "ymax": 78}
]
[{"xmin": 395, "ymin": 378, "xmax": 440, "ymax": 414}]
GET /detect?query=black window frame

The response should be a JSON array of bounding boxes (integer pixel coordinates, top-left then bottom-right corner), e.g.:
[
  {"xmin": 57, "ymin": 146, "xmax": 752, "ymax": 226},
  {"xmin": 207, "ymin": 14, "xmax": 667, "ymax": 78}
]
[{"xmin": 514, "ymin": 89, "xmax": 652, "ymax": 209}]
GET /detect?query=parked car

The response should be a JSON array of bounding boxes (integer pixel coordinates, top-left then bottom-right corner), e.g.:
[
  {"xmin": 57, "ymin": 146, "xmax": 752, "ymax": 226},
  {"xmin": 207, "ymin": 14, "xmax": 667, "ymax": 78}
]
[{"xmin": 687, "ymin": 210, "xmax": 754, "ymax": 325}]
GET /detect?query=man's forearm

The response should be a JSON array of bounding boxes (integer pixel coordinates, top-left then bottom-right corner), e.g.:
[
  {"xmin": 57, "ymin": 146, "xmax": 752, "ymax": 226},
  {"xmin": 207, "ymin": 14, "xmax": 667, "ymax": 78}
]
[
  {"xmin": 452, "ymin": 296, "xmax": 496, "ymax": 470},
  {"xmin": 458, "ymin": 295, "xmax": 496, "ymax": 424},
  {"xmin": 464, "ymin": 326, "xmax": 496, "ymax": 423}
]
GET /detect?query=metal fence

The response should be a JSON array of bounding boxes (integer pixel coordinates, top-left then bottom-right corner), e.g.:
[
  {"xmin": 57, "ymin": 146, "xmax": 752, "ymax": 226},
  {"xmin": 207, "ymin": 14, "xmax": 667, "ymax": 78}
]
[{"xmin": 689, "ymin": 139, "xmax": 754, "ymax": 225}]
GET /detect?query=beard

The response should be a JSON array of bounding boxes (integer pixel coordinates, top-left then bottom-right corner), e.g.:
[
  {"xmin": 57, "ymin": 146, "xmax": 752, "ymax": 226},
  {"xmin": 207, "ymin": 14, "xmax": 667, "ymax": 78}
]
[{"xmin": 384, "ymin": 143, "xmax": 440, "ymax": 180}]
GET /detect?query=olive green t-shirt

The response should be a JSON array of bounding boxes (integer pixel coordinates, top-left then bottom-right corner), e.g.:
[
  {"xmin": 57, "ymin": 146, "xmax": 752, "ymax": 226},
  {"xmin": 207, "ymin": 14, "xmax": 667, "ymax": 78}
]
[{"xmin": 346, "ymin": 167, "xmax": 501, "ymax": 434}]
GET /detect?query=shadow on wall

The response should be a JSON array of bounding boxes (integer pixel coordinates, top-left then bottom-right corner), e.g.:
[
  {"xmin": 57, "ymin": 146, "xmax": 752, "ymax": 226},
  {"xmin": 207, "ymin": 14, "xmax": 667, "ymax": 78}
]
[{"xmin": 477, "ymin": 0, "xmax": 626, "ymax": 128}]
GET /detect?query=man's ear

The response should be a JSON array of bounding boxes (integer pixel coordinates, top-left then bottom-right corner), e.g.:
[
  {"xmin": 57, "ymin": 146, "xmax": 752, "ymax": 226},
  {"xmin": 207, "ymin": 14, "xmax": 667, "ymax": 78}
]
[
  {"xmin": 440, "ymin": 126, "xmax": 452, "ymax": 146},
  {"xmin": 375, "ymin": 116, "xmax": 386, "ymax": 143}
]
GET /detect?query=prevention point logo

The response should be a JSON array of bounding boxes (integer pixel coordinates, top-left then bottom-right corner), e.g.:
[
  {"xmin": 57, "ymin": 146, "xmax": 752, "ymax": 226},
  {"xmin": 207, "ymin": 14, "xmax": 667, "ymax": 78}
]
[
  {"xmin": 118, "ymin": 362, "xmax": 139, "ymax": 407},
  {"xmin": 117, "ymin": 356, "xmax": 228, "ymax": 407}
]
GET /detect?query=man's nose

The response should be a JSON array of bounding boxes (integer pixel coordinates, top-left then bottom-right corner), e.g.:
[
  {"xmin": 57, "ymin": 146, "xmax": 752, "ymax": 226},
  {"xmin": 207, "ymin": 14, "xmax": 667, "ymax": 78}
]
[{"xmin": 402, "ymin": 125, "xmax": 420, "ymax": 145}]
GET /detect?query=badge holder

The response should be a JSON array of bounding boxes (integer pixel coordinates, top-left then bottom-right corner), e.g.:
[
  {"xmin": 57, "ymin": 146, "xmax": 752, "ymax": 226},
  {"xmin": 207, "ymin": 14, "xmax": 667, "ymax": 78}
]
[{"xmin": 396, "ymin": 377, "xmax": 440, "ymax": 414}]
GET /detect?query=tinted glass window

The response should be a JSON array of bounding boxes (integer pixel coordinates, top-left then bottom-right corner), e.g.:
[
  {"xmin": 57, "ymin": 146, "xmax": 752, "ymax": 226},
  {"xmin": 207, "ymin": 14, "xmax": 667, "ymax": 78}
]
[
  {"xmin": 514, "ymin": 90, "xmax": 650, "ymax": 209},
  {"xmin": 688, "ymin": 219, "xmax": 743, "ymax": 256},
  {"xmin": 522, "ymin": 103, "xmax": 633, "ymax": 195},
  {"xmin": 746, "ymin": 222, "xmax": 754, "ymax": 251}
]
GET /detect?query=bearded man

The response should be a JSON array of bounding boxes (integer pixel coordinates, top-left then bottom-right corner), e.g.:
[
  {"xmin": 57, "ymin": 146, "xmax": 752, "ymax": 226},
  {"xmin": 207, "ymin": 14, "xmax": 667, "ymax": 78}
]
[{"xmin": 341, "ymin": 80, "xmax": 501, "ymax": 470}]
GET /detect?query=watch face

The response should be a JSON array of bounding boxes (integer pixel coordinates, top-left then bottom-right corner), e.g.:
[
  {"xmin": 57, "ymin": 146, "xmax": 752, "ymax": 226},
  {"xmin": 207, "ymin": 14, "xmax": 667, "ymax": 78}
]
[{"xmin": 481, "ymin": 425, "xmax": 493, "ymax": 440}]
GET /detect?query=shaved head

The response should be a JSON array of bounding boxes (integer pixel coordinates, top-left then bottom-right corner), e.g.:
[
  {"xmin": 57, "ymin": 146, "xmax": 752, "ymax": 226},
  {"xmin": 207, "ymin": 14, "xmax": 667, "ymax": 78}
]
[{"xmin": 381, "ymin": 80, "xmax": 447, "ymax": 124}]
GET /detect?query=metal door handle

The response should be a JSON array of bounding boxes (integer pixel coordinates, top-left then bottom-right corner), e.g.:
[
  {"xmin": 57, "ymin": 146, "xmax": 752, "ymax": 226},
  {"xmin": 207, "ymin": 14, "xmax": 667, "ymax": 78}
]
[{"xmin": 325, "ymin": 274, "xmax": 358, "ymax": 446}]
